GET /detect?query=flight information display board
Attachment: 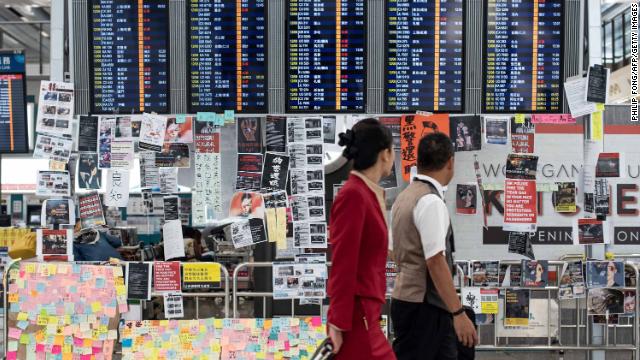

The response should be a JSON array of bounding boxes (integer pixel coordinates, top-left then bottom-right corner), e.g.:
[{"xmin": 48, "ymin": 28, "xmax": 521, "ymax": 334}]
[
  {"xmin": 0, "ymin": 51, "xmax": 27, "ymax": 154},
  {"xmin": 89, "ymin": 0, "xmax": 169, "ymax": 114},
  {"xmin": 286, "ymin": 0, "xmax": 366, "ymax": 113},
  {"xmin": 483, "ymin": 0, "xmax": 564, "ymax": 113},
  {"xmin": 385, "ymin": 0, "xmax": 465, "ymax": 113},
  {"xmin": 188, "ymin": 0, "xmax": 267, "ymax": 113}
]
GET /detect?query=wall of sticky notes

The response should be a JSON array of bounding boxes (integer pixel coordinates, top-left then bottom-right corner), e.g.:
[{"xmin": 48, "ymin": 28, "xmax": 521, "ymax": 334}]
[
  {"xmin": 120, "ymin": 317, "xmax": 325, "ymax": 359},
  {"xmin": 6, "ymin": 262, "xmax": 127, "ymax": 360}
]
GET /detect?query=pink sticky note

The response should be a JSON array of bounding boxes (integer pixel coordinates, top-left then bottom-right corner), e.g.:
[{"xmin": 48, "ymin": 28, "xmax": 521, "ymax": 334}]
[
  {"xmin": 51, "ymin": 345, "xmax": 61, "ymax": 354},
  {"xmin": 311, "ymin": 317, "xmax": 322, "ymax": 327},
  {"xmin": 8, "ymin": 328, "xmax": 21, "ymax": 339},
  {"xmin": 284, "ymin": 341, "xmax": 290, "ymax": 351},
  {"xmin": 36, "ymin": 344, "xmax": 45, "ymax": 353},
  {"xmin": 73, "ymin": 337, "xmax": 83, "ymax": 346},
  {"xmin": 81, "ymin": 355, "xmax": 92, "ymax": 360},
  {"xmin": 6, "ymin": 351, "xmax": 17, "ymax": 360}
]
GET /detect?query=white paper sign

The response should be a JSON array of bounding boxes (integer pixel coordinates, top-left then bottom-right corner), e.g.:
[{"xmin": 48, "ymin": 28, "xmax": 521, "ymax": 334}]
[
  {"xmin": 139, "ymin": 113, "xmax": 167, "ymax": 152},
  {"xmin": 33, "ymin": 134, "xmax": 73, "ymax": 164},
  {"xmin": 564, "ymin": 76, "xmax": 598, "ymax": 118},
  {"xmin": 110, "ymin": 140, "xmax": 134, "ymax": 169},
  {"xmin": 163, "ymin": 219, "xmax": 185, "ymax": 260},
  {"xmin": 104, "ymin": 170, "xmax": 130, "ymax": 207},
  {"xmin": 163, "ymin": 292, "xmax": 184, "ymax": 319},
  {"xmin": 36, "ymin": 81, "xmax": 74, "ymax": 136},
  {"xmin": 36, "ymin": 171, "xmax": 71, "ymax": 197}
]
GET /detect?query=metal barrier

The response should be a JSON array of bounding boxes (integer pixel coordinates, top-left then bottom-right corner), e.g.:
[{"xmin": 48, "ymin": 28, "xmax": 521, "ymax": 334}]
[{"xmin": 232, "ymin": 260, "xmax": 640, "ymax": 357}]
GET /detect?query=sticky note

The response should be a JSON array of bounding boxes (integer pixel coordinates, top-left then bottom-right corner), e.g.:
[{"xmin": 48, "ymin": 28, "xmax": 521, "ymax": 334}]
[
  {"xmin": 197, "ymin": 112, "xmax": 216, "ymax": 122},
  {"xmin": 596, "ymin": 103, "xmax": 605, "ymax": 111},
  {"xmin": 8, "ymin": 328, "xmax": 22, "ymax": 339},
  {"xmin": 19, "ymin": 333, "xmax": 30, "ymax": 344},
  {"xmin": 224, "ymin": 110, "xmax": 235, "ymax": 122},
  {"xmin": 514, "ymin": 114, "xmax": 525, "ymax": 124},
  {"xmin": 176, "ymin": 114, "xmax": 187, "ymax": 124},
  {"xmin": 591, "ymin": 111, "xmax": 603, "ymax": 141},
  {"xmin": 7, "ymin": 341, "xmax": 18, "ymax": 352},
  {"xmin": 8, "ymin": 293, "xmax": 18, "ymax": 303}
]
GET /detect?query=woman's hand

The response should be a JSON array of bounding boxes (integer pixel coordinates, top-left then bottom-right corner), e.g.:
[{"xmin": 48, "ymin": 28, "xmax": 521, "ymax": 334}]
[{"xmin": 328, "ymin": 323, "xmax": 343, "ymax": 354}]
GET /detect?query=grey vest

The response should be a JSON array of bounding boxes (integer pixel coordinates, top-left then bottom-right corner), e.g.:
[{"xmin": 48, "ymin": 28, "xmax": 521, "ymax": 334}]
[{"xmin": 391, "ymin": 178, "xmax": 455, "ymax": 310}]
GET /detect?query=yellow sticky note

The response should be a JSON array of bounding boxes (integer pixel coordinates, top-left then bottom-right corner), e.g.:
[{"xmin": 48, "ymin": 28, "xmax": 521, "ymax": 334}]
[
  {"xmin": 591, "ymin": 111, "xmax": 603, "ymax": 141},
  {"xmin": 48, "ymin": 316, "xmax": 59, "ymax": 326},
  {"xmin": 17, "ymin": 312, "xmax": 28, "ymax": 321},
  {"xmin": 91, "ymin": 302, "xmax": 102, "ymax": 313},
  {"xmin": 25, "ymin": 263, "xmax": 36, "ymax": 273},
  {"xmin": 112, "ymin": 266, "xmax": 124, "ymax": 277},
  {"xmin": 514, "ymin": 114, "xmax": 525, "ymax": 124},
  {"xmin": 62, "ymin": 344, "xmax": 72, "ymax": 354},
  {"xmin": 48, "ymin": 264, "xmax": 57, "ymax": 275},
  {"xmin": 37, "ymin": 315, "xmax": 48, "ymax": 326},
  {"xmin": 214, "ymin": 319, "xmax": 223, "ymax": 329},
  {"xmin": 8, "ymin": 293, "xmax": 19, "ymax": 303},
  {"xmin": 596, "ymin": 103, "xmax": 605, "ymax": 111}
]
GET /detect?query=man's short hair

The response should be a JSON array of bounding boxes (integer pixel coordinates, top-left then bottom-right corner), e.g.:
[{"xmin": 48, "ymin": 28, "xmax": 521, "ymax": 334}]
[{"xmin": 417, "ymin": 132, "xmax": 454, "ymax": 172}]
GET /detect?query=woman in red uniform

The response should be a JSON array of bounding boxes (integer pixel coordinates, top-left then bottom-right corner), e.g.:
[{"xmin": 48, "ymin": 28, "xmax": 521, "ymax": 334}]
[{"xmin": 327, "ymin": 118, "xmax": 396, "ymax": 359}]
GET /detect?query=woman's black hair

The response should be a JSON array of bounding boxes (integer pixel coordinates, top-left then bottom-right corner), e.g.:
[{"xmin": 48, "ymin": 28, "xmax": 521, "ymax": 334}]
[
  {"xmin": 338, "ymin": 118, "xmax": 393, "ymax": 171},
  {"xmin": 241, "ymin": 192, "xmax": 252, "ymax": 201}
]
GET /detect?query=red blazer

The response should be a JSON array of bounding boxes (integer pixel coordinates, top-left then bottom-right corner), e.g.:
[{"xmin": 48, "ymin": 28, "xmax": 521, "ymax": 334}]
[{"xmin": 328, "ymin": 174, "xmax": 388, "ymax": 331}]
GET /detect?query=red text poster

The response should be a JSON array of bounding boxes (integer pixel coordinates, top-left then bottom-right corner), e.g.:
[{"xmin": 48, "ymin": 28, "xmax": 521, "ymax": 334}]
[
  {"xmin": 400, "ymin": 114, "xmax": 449, "ymax": 182},
  {"xmin": 153, "ymin": 261, "xmax": 182, "ymax": 292},
  {"xmin": 503, "ymin": 179, "xmax": 537, "ymax": 232}
]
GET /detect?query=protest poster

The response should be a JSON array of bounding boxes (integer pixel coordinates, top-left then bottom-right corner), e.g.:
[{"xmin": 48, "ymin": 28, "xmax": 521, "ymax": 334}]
[
  {"xmin": 238, "ymin": 117, "xmax": 263, "ymax": 153},
  {"xmin": 266, "ymin": 115, "xmax": 287, "ymax": 153},
  {"xmin": 163, "ymin": 293, "xmax": 184, "ymax": 319},
  {"xmin": 505, "ymin": 154, "xmax": 538, "ymax": 180},
  {"xmin": 78, "ymin": 153, "xmax": 102, "ymax": 189},
  {"xmin": 504, "ymin": 289, "xmax": 530, "ymax": 327},
  {"xmin": 559, "ymin": 261, "xmax": 586, "ymax": 300},
  {"xmin": 261, "ymin": 152, "xmax": 290, "ymax": 191},
  {"xmin": 153, "ymin": 261, "xmax": 181, "ymax": 292},
  {"xmin": 503, "ymin": 179, "xmax": 537, "ymax": 232},
  {"xmin": 41, "ymin": 198, "xmax": 75, "ymax": 227},
  {"xmin": 484, "ymin": 116, "xmax": 509, "ymax": 145},
  {"xmin": 155, "ymin": 143, "xmax": 191, "ymax": 168},
  {"xmin": 78, "ymin": 192, "xmax": 106, "ymax": 228},
  {"xmin": 78, "ymin": 115, "xmax": 99, "ymax": 152},
  {"xmin": 456, "ymin": 184, "xmax": 477, "ymax": 215},
  {"xmin": 182, "ymin": 263, "xmax": 222, "ymax": 290},
  {"xmin": 272, "ymin": 262, "xmax": 328, "ymax": 300},
  {"xmin": 98, "ymin": 116, "xmax": 115, "ymax": 168},
  {"xmin": 36, "ymin": 81, "xmax": 74, "ymax": 136},
  {"xmin": 471, "ymin": 261, "xmax": 500, "ymax": 287},
  {"xmin": 165, "ymin": 115, "xmax": 193, "ymax": 143},
  {"xmin": 138, "ymin": 113, "xmax": 167, "ymax": 152},
  {"xmin": 574, "ymin": 218, "xmax": 608, "ymax": 245},
  {"xmin": 36, "ymin": 228, "xmax": 73, "ymax": 262},
  {"xmin": 462, "ymin": 288, "xmax": 499, "ymax": 314},
  {"xmin": 450, "ymin": 115, "xmax": 481, "ymax": 152},
  {"xmin": 553, "ymin": 182, "xmax": 577, "ymax": 213},
  {"xmin": 521, "ymin": 260, "xmax": 549, "ymax": 287},
  {"xmin": 400, "ymin": 113, "xmax": 450, "ymax": 181},
  {"xmin": 163, "ymin": 219, "xmax": 186, "ymax": 260},
  {"xmin": 36, "ymin": 171, "xmax": 71, "ymax": 197},
  {"xmin": 104, "ymin": 170, "xmax": 130, "ymax": 208},
  {"xmin": 126, "ymin": 262, "xmax": 152, "ymax": 301},
  {"xmin": 511, "ymin": 115, "xmax": 535, "ymax": 154},
  {"xmin": 33, "ymin": 134, "xmax": 72, "ymax": 163}
]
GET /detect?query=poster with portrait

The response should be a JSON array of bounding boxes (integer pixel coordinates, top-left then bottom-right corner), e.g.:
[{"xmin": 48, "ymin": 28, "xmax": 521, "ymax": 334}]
[
  {"xmin": 164, "ymin": 115, "xmax": 194, "ymax": 143},
  {"xmin": 36, "ymin": 81, "xmax": 74, "ymax": 136},
  {"xmin": 98, "ymin": 116, "xmax": 115, "ymax": 168},
  {"xmin": 449, "ymin": 115, "xmax": 481, "ymax": 152},
  {"xmin": 471, "ymin": 261, "xmax": 500, "ymax": 287},
  {"xmin": 139, "ymin": 113, "xmax": 167, "ymax": 152},
  {"xmin": 588, "ymin": 288, "xmax": 624, "ymax": 315},
  {"xmin": 586, "ymin": 261, "xmax": 624, "ymax": 288},
  {"xmin": 237, "ymin": 117, "xmax": 263, "ymax": 154},
  {"xmin": 505, "ymin": 154, "xmax": 538, "ymax": 180},
  {"xmin": 456, "ymin": 184, "xmax": 477, "ymax": 215},
  {"xmin": 521, "ymin": 260, "xmax": 548, "ymax": 288},
  {"xmin": 400, "ymin": 114, "xmax": 450, "ymax": 182},
  {"xmin": 229, "ymin": 192, "xmax": 265, "ymax": 219}
]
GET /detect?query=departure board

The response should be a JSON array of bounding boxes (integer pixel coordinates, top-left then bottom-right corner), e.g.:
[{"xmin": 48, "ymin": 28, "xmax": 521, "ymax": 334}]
[
  {"xmin": 188, "ymin": 0, "xmax": 267, "ymax": 113},
  {"xmin": 0, "ymin": 51, "xmax": 27, "ymax": 154},
  {"xmin": 286, "ymin": 0, "xmax": 366, "ymax": 113},
  {"xmin": 385, "ymin": 0, "xmax": 465, "ymax": 113},
  {"xmin": 483, "ymin": 0, "xmax": 564, "ymax": 113},
  {"xmin": 89, "ymin": 0, "xmax": 169, "ymax": 114}
]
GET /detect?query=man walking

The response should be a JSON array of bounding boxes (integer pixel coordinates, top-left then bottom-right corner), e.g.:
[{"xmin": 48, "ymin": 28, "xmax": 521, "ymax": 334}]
[{"xmin": 390, "ymin": 133, "xmax": 477, "ymax": 360}]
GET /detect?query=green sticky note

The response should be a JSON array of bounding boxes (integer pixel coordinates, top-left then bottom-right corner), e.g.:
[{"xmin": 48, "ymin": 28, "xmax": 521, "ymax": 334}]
[
  {"xmin": 224, "ymin": 110, "xmax": 235, "ymax": 123},
  {"xmin": 7, "ymin": 341, "xmax": 18, "ymax": 352},
  {"xmin": 19, "ymin": 333, "xmax": 30, "ymax": 345},
  {"xmin": 197, "ymin": 112, "xmax": 215, "ymax": 122},
  {"xmin": 514, "ymin": 114, "xmax": 525, "ymax": 124},
  {"xmin": 175, "ymin": 114, "xmax": 187, "ymax": 124}
]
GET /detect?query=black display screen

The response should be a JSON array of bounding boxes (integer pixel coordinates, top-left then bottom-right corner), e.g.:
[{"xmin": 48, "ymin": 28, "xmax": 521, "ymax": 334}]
[
  {"xmin": 0, "ymin": 51, "xmax": 27, "ymax": 154},
  {"xmin": 483, "ymin": 0, "xmax": 564, "ymax": 113},
  {"xmin": 385, "ymin": 0, "xmax": 465, "ymax": 113},
  {"xmin": 188, "ymin": 0, "xmax": 268, "ymax": 113},
  {"xmin": 89, "ymin": 0, "xmax": 170, "ymax": 114},
  {"xmin": 286, "ymin": 0, "xmax": 366, "ymax": 113}
]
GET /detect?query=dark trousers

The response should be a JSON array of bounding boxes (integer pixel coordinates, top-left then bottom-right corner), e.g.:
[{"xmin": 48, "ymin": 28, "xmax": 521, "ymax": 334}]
[{"xmin": 391, "ymin": 299, "xmax": 460, "ymax": 360}]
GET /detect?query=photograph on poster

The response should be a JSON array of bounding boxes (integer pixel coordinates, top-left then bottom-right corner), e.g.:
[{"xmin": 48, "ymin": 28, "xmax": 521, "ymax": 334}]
[
  {"xmin": 456, "ymin": 184, "xmax": 477, "ymax": 215},
  {"xmin": 229, "ymin": 192, "xmax": 265, "ymax": 219},
  {"xmin": 586, "ymin": 261, "xmax": 624, "ymax": 288}
]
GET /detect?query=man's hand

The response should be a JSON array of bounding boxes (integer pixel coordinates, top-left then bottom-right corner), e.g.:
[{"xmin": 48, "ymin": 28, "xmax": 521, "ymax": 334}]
[
  {"xmin": 453, "ymin": 313, "xmax": 478, "ymax": 348},
  {"xmin": 328, "ymin": 324, "xmax": 344, "ymax": 354}
]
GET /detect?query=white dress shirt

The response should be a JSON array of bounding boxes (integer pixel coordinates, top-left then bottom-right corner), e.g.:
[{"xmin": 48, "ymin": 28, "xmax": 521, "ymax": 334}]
[{"xmin": 390, "ymin": 174, "xmax": 449, "ymax": 260}]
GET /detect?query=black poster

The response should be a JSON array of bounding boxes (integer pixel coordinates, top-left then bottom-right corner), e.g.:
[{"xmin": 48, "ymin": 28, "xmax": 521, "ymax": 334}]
[
  {"xmin": 505, "ymin": 154, "xmax": 538, "ymax": 180},
  {"xmin": 266, "ymin": 116, "xmax": 287, "ymax": 153},
  {"xmin": 163, "ymin": 196, "xmax": 179, "ymax": 221},
  {"xmin": 261, "ymin": 152, "xmax": 290, "ymax": 191},
  {"xmin": 586, "ymin": 64, "xmax": 609, "ymax": 103},
  {"xmin": 78, "ymin": 153, "xmax": 102, "ymax": 189},
  {"xmin": 126, "ymin": 262, "xmax": 151, "ymax": 301},
  {"xmin": 155, "ymin": 143, "xmax": 191, "ymax": 168},
  {"xmin": 379, "ymin": 164, "xmax": 398, "ymax": 189},
  {"xmin": 78, "ymin": 115, "xmax": 99, "ymax": 152},
  {"xmin": 249, "ymin": 218, "xmax": 267, "ymax": 244},
  {"xmin": 508, "ymin": 232, "xmax": 535, "ymax": 260},
  {"xmin": 237, "ymin": 153, "xmax": 263, "ymax": 173},
  {"xmin": 237, "ymin": 117, "xmax": 263, "ymax": 153}
]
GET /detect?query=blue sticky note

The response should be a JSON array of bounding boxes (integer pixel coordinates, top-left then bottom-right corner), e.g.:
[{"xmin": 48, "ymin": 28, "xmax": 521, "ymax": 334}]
[
  {"xmin": 10, "ymin": 303, "xmax": 19, "ymax": 312},
  {"xmin": 95, "ymin": 278, "xmax": 105, "ymax": 288},
  {"xmin": 17, "ymin": 320, "xmax": 29, "ymax": 330},
  {"xmin": 224, "ymin": 110, "xmax": 235, "ymax": 122},
  {"xmin": 36, "ymin": 282, "xmax": 45, "ymax": 293},
  {"xmin": 175, "ymin": 114, "xmax": 187, "ymax": 124},
  {"xmin": 214, "ymin": 114, "xmax": 225, "ymax": 126},
  {"xmin": 122, "ymin": 338, "xmax": 132, "ymax": 348},
  {"xmin": 197, "ymin": 112, "xmax": 215, "ymax": 122}
]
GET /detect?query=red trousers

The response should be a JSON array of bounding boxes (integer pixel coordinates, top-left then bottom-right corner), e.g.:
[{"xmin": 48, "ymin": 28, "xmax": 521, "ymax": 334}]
[{"xmin": 333, "ymin": 297, "xmax": 397, "ymax": 360}]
